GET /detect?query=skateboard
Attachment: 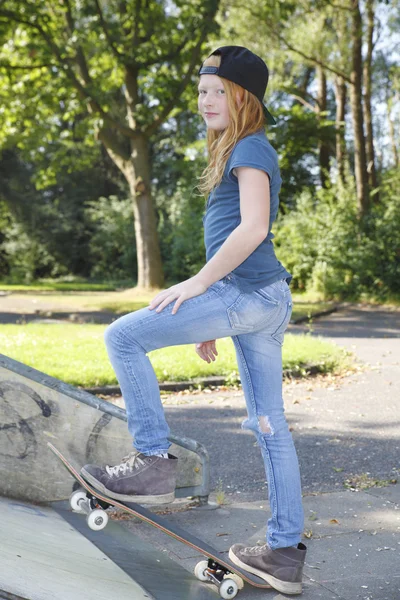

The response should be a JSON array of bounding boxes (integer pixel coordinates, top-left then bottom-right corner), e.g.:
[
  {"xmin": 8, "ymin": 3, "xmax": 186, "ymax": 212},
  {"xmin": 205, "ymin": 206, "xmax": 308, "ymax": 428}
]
[{"xmin": 48, "ymin": 442, "xmax": 272, "ymax": 599}]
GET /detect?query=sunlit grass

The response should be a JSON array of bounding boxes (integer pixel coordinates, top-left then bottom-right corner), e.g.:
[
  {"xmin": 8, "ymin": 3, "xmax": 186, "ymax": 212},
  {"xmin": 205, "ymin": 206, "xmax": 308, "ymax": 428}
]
[
  {"xmin": 0, "ymin": 323, "xmax": 351, "ymax": 388},
  {"xmin": 2, "ymin": 290, "xmax": 335, "ymax": 322}
]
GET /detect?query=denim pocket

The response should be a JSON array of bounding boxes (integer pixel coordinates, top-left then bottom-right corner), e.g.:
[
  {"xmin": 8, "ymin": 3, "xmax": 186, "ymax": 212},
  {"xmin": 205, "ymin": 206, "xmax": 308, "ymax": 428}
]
[
  {"xmin": 257, "ymin": 279, "xmax": 290, "ymax": 300},
  {"xmin": 254, "ymin": 287, "xmax": 281, "ymax": 305},
  {"xmin": 271, "ymin": 299, "xmax": 293, "ymax": 345},
  {"xmin": 227, "ymin": 289, "xmax": 280, "ymax": 332}
]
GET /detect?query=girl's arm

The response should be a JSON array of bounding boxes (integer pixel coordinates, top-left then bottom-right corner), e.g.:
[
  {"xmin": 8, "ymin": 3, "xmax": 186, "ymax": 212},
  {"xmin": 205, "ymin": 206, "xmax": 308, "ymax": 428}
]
[
  {"xmin": 148, "ymin": 166, "xmax": 271, "ymax": 315},
  {"xmin": 195, "ymin": 166, "xmax": 271, "ymax": 288}
]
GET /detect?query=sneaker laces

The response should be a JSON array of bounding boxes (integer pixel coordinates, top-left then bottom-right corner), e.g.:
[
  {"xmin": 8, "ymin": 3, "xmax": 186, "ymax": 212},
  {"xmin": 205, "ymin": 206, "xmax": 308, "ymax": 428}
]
[
  {"xmin": 106, "ymin": 451, "xmax": 146, "ymax": 477},
  {"xmin": 244, "ymin": 544, "xmax": 269, "ymax": 555}
]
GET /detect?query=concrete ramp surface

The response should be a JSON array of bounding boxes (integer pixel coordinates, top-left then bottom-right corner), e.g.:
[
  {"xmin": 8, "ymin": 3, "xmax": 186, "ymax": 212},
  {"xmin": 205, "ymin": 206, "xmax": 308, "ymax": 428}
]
[
  {"xmin": 0, "ymin": 353, "xmax": 209, "ymax": 503},
  {"xmin": 1, "ymin": 495, "xmax": 219, "ymax": 600},
  {"xmin": 0, "ymin": 497, "xmax": 152, "ymax": 600}
]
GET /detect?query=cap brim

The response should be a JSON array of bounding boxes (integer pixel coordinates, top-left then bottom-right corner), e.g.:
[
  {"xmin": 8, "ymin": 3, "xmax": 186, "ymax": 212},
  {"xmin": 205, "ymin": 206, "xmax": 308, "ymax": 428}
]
[{"xmin": 263, "ymin": 105, "xmax": 276, "ymax": 125}]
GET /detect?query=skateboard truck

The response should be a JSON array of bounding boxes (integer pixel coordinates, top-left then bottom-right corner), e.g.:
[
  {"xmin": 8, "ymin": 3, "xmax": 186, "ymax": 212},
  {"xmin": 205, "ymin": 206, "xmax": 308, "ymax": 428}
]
[
  {"xmin": 69, "ymin": 489, "xmax": 111, "ymax": 531},
  {"xmin": 194, "ymin": 558, "xmax": 244, "ymax": 598}
]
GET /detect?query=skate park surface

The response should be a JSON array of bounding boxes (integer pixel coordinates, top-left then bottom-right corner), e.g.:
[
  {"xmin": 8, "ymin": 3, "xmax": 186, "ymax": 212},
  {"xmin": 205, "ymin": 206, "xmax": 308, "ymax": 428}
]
[{"xmin": 1, "ymin": 304, "xmax": 400, "ymax": 599}]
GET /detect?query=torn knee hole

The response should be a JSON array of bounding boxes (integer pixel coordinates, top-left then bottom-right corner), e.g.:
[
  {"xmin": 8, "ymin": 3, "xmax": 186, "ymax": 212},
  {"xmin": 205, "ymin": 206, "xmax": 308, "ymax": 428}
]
[{"xmin": 258, "ymin": 415, "xmax": 273, "ymax": 435}]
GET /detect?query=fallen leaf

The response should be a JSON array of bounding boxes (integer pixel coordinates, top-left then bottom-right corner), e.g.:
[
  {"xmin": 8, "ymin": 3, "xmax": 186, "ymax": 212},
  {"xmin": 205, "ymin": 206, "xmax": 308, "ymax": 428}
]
[{"xmin": 303, "ymin": 529, "xmax": 313, "ymax": 539}]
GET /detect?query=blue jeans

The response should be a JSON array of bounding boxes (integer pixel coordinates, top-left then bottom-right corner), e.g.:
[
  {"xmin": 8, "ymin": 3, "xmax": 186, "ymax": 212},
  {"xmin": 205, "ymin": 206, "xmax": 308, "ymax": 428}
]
[{"xmin": 104, "ymin": 274, "xmax": 304, "ymax": 549}]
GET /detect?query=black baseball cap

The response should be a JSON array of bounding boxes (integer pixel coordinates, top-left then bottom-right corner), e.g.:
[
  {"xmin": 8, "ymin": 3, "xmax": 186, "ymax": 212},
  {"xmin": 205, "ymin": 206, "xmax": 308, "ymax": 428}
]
[{"xmin": 198, "ymin": 46, "xmax": 276, "ymax": 125}]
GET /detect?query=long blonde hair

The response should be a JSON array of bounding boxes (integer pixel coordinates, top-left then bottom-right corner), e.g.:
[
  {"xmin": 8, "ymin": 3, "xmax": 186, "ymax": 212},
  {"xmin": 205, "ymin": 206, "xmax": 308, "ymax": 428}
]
[{"xmin": 197, "ymin": 53, "xmax": 267, "ymax": 197}]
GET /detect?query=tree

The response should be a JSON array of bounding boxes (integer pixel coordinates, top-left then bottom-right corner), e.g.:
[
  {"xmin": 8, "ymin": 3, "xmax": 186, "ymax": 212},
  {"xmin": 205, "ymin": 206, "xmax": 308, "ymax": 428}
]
[
  {"xmin": 0, "ymin": 0, "xmax": 220, "ymax": 288},
  {"xmin": 349, "ymin": 0, "xmax": 369, "ymax": 215},
  {"xmin": 223, "ymin": 0, "xmax": 397, "ymax": 216},
  {"xmin": 363, "ymin": 0, "xmax": 380, "ymax": 203}
]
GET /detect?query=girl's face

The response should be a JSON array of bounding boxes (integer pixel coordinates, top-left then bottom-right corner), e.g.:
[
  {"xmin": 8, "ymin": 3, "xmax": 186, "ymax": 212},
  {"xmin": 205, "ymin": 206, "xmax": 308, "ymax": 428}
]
[{"xmin": 197, "ymin": 74, "xmax": 230, "ymax": 131}]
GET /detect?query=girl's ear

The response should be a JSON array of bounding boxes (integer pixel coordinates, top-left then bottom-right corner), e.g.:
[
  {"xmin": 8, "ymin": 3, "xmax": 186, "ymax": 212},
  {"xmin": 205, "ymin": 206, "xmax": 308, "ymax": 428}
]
[{"xmin": 236, "ymin": 91, "xmax": 243, "ymax": 109}]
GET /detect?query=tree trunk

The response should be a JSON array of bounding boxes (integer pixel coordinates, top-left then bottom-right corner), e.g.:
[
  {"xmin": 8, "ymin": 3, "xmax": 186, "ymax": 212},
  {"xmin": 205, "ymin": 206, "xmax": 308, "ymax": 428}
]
[
  {"xmin": 125, "ymin": 133, "xmax": 164, "ymax": 289},
  {"xmin": 97, "ymin": 125, "xmax": 164, "ymax": 289},
  {"xmin": 121, "ymin": 66, "xmax": 164, "ymax": 289},
  {"xmin": 334, "ymin": 75, "xmax": 347, "ymax": 184},
  {"xmin": 387, "ymin": 97, "xmax": 399, "ymax": 168},
  {"xmin": 350, "ymin": 0, "xmax": 370, "ymax": 216},
  {"xmin": 316, "ymin": 65, "xmax": 330, "ymax": 188},
  {"xmin": 362, "ymin": 0, "xmax": 379, "ymax": 203}
]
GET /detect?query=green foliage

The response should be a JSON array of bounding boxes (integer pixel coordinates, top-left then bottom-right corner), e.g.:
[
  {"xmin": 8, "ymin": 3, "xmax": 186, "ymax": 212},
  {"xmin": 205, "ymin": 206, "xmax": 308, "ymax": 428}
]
[
  {"xmin": 151, "ymin": 118, "xmax": 208, "ymax": 283},
  {"xmin": 273, "ymin": 104, "xmax": 333, "ymax": 206},
  {"xmin": 157, "ymin": 182, "xmax": 206, "ymax": 283},
  {"xmin": 0, "ymin": 0, "xmax": 221, "ymax": 286},
  {"xmin": 0, "ymin": 0, "xmax": 220, "ymax": 185},
  {"xmin": 1, "ymin": 217, "xmax": 65, "ymax": 283},
  {"xmin": 0, "ymin": 0, "xmax": 398, "ymax": 296},
  {"xmin": 0, "ymin": 142, "xmax": 126, "ymax": 280},
  {"xmin": 85, "ymin": 196, "xmax": 137, "ymax": 280},
  {"xmin": 274, "ymin": 168, "xmax": 400, "ymax": 299},
  {"xmin": 0, "ymin": 193, "xmax": 138, "ymax": 284},
  {"xmin": 0, "ymin": 199, "xmax": 10, "ymax": 276}
]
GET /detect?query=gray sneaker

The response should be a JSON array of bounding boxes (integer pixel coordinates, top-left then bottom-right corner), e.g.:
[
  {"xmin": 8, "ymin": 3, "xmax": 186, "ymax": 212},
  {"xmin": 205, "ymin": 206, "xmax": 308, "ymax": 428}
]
[
  {"xmin": 229, "ymin": 542, "xmax": 307, "ymax": 595},
  {"xmin": 81, "ymin": 450, "xmax": 178, "ymax": 504}
]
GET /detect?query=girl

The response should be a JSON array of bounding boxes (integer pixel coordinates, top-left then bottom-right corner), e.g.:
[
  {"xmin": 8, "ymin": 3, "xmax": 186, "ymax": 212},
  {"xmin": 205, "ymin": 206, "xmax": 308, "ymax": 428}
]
[{"xmin": 82, "ymin": 45, "xmax": 307, "ymax": 595}]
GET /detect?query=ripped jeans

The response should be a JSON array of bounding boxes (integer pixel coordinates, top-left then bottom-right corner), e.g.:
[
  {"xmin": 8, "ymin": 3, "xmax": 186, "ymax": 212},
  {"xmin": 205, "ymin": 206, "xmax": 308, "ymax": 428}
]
[{"xmin": 104, "ymin": 273, "xmax": 304, "ymax": 549}]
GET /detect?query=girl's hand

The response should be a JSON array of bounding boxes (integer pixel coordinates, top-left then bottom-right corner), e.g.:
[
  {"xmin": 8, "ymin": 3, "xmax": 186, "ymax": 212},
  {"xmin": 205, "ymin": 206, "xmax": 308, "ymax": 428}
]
[
  {"xmin": 148, "ymin": 276, "xmax": 208, "ymax": 315},
  {"xmin": 195, "ymin": 340, "xmax": 218, "ymax": 363}
]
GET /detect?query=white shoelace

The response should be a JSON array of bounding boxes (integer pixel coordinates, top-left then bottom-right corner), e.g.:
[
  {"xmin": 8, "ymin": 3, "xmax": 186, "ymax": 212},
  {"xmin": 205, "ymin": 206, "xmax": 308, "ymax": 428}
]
[
  {"xmin": 106, "ymin": 451, "xmax": 146, "ymax": 477},
  {"xmin": 244, "ymin": 544, "xmax": 269, "ymax": 555}
]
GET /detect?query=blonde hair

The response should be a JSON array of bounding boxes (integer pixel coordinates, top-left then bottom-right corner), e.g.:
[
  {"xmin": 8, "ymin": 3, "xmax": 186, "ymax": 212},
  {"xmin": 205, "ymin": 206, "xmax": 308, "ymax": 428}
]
[{"xmin": 197, "ymin": 53, "xmax": 266, "ymax": 197}]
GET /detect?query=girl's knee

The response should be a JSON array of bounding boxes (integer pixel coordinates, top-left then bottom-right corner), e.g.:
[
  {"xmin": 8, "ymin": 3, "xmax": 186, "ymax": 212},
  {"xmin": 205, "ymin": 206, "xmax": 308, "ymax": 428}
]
[
  {"xmin": 104, "ymin": 317, "xmax": 129, "ymax": 349},
  {"xmin": 242, "ymin": 413, "xmax": 288, "ymax": 439},
  {"xmin": 104, "ymin": 321, "xmax": 117, "ymax": 348},
  {"xmin": 104, "ymin": 313, "xmax": 149, "ymax": 354}
]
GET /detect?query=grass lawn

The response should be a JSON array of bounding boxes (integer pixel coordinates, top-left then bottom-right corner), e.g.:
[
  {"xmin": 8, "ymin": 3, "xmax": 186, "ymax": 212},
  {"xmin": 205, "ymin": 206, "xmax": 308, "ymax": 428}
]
[
  {"xmin": 0, "ymin": 323, "xmax": 352, "ymax": 388},
  {"xmin": 1, "ymin": 279, "xmax": 398, "ymax": 308},
  {"xmin": 0, "ymin": 288, "xmax": 336, "ymax": 323},
  {"xmin": 0, "ymin": 282, "xmax": 121, "ymax": 292},
  {"xmin": 97, "ymin": 296, "xmax": 334, "ymax": 323}
]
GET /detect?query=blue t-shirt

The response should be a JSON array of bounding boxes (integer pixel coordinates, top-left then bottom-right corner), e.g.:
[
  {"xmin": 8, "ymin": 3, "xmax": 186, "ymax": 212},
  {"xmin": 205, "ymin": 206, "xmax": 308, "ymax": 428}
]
[{"xmin": 203, "ymin": 128, "xmax": 292, "ymax": 293}]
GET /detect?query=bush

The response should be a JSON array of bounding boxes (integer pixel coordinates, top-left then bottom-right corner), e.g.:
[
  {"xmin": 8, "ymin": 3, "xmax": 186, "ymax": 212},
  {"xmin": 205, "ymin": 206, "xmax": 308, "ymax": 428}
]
[
  {"xmin": 0, "ymin": 209, "xmax": 67, "ymax": 283},
  {"xmin": 85, "ymin": 196, "xmax": 137, "ymax": 281},
  {"xmin": 156, "ymin": 181, "xmax": 206, "ymax": 283},
  {"xmin": 274, "ymin": 168, "xmax": 400, "ymax": 300},
  {"xmin": 0, "ymin": 195, "xmax": 137, "ymax": 284}
]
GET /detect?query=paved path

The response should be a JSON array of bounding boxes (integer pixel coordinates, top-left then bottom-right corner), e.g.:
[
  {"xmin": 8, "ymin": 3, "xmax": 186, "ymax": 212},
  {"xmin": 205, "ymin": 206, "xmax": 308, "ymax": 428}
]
[
  {"xmin": 154, "ymin": 305, "xmax": 400, "ymax": 499},
  {"xmin": 0, "ymin": 292, "xmax": 116, "ymax": 324},
  {"xmin": 3, "ymin": 297, "xmax": 399, "ymax": 598},
  {"xmin": 118, "ymin": 304, "xmax": 400, "ymax": 599}
]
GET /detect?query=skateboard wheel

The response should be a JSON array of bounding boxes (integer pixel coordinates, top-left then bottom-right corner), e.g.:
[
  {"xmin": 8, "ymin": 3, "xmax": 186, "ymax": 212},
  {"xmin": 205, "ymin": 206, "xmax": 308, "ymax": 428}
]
[
  {"xmin": 219, "ymin": 578, "xmax": 238, "ymax": 599},
  {"xmin": 69, "ymin": 490, "xmax": 88, "ymax": 513},
  {"xmin": 87, "ymin": 509, "xmax": 109, "ymax": 531},
  {"xmin": 225, "ymin": 574, "xmax": 244, "ymax": 590},
  {"xmin": 194, "ymin": 560, "xmax": 210, "ymax": 582}
]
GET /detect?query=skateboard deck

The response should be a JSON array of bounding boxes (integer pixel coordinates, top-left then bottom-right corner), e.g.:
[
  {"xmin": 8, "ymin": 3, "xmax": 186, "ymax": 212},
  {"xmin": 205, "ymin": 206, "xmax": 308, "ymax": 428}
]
[{"xmin": 48, "ymin": 442, "xmax": 272, "ymax": 598}]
